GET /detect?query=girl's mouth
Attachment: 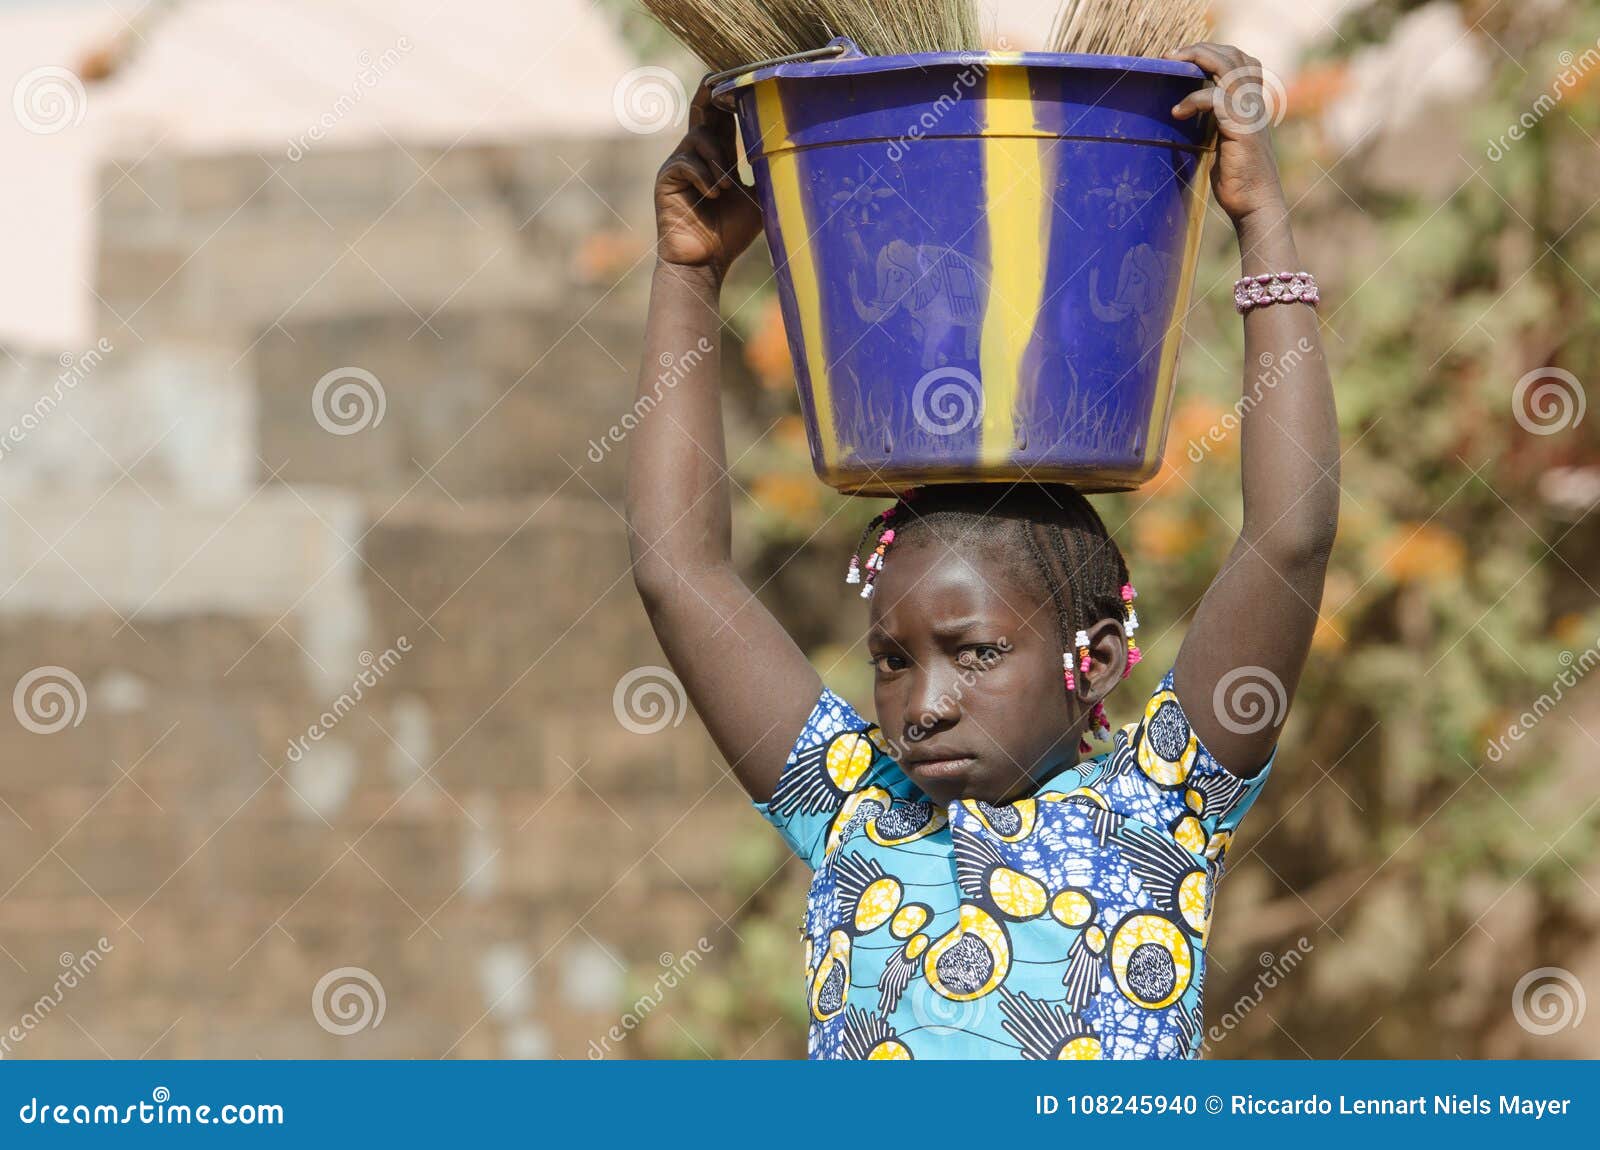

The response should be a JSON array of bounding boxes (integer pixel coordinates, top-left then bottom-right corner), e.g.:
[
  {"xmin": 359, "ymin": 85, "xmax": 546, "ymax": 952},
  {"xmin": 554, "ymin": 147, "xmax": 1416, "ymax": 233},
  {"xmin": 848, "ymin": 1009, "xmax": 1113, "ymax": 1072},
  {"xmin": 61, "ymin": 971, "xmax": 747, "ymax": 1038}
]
[{"xmin": 904, "ymin": 756, "xmax": 977, "ymax": 780}]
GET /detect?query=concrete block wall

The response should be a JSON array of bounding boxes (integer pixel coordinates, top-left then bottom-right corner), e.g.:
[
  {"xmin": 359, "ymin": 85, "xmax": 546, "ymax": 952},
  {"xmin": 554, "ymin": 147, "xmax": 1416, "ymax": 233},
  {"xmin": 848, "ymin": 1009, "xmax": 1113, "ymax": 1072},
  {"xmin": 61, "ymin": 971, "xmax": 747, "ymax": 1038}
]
[{"xmin": 0, "ymin": 136, "xmax": 800, "ymax": 1059}]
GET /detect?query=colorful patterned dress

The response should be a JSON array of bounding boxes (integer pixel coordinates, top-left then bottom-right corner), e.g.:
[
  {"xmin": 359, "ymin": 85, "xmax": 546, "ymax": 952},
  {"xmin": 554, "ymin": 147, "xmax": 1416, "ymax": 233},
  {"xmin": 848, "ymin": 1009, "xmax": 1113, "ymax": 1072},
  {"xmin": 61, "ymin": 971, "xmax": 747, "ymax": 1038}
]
[{"xmin": 752, "ymin": 664, "xmax": 1274, "ymax": 1059}]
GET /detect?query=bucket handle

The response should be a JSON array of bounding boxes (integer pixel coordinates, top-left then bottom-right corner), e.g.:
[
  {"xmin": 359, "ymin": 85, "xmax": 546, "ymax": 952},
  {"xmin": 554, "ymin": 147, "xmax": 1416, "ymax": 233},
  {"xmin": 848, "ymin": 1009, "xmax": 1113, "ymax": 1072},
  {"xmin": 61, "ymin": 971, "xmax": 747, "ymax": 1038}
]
[{"xmin": 705, "ymin": 36, "xmax": 859, "ymax": 92}]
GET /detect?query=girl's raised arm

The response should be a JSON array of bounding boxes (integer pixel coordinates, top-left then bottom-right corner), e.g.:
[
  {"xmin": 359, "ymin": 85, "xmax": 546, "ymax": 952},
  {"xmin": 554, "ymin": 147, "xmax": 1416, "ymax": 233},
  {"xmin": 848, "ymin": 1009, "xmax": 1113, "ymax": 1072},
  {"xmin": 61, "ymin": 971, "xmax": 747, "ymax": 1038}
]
[
  {"xmin": 1165, "ymin": 43, "xmax": 1341, "ymax": 777},
  {"xmin": 626, "ymin": 81, "xmax": 822, "ymax": 803}
]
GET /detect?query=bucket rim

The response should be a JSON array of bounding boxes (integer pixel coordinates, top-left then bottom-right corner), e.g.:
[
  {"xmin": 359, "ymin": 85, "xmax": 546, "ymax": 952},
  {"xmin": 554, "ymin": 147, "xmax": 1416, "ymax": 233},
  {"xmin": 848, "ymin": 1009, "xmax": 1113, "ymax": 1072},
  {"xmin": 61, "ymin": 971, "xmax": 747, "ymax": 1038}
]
[{"xmin": 711, "ymin": 42, "xmax": 1208, "ymax": 98}]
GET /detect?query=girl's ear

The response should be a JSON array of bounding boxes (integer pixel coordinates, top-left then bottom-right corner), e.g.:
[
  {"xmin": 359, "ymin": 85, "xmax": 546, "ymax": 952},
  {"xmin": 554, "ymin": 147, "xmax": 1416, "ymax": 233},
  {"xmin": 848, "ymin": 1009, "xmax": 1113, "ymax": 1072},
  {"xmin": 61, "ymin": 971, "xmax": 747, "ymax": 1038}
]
[{"xmin": 1083, "ymin": 616, "xmax": 1130, "ymax": 697}]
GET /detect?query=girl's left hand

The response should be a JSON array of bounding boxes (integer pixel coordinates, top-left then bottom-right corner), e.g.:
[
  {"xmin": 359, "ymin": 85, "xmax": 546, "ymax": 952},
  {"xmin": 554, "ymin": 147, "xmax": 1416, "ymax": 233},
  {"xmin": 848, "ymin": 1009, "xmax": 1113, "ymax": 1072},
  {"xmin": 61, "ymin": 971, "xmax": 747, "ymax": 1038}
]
[{"xmin": 1166, "ymin": 43, "xmax": 1287, "ymax": 227}]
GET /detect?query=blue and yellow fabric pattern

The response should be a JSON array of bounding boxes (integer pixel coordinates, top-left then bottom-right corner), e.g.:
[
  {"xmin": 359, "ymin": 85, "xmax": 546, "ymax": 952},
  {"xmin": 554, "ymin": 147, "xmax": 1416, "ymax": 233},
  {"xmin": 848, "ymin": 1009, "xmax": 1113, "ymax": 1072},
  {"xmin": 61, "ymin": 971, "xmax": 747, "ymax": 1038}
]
[{"xmin": 753, "ymin": 664, "xmax": 1274, "ymax": 1059}]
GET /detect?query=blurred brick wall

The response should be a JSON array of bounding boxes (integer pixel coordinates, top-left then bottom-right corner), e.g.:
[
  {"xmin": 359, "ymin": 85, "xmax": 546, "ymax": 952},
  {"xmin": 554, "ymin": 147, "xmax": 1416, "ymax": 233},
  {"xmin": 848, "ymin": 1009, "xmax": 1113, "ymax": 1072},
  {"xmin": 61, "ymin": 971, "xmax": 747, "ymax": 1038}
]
[{"xmin": 0, "ymin": 137, "xmax": 778, "ymax": 1058}]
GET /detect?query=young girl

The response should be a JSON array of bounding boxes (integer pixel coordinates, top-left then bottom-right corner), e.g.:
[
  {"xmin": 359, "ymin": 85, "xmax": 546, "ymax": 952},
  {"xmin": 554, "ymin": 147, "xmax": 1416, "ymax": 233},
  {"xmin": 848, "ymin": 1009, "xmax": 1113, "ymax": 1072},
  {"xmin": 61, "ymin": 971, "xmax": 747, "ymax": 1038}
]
[{"xmin": 627, "ymin": 44, "xmax": 1338, "ymax": 1059}]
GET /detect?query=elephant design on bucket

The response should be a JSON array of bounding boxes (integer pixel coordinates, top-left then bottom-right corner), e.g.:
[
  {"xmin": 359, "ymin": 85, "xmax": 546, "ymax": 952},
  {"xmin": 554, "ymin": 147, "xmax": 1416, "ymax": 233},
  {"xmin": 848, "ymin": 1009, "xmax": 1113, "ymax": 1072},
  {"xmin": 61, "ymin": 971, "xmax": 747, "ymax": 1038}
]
[
  {"xmin": 849, "ymin": 239, "xmax": 985, "ymax": 370},
  {"xmin": 1089, "ymin": 242, "xmax": 1173, "ymax": 351}
]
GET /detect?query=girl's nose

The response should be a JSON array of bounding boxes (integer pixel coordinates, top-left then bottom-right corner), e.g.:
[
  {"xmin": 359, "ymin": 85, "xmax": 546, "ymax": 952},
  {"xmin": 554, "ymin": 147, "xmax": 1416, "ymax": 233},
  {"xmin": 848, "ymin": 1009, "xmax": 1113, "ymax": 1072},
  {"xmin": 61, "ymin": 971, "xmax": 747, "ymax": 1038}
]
[{"xmin": 904, "ymin": 668, "xmax": 961, "ymax": 738}]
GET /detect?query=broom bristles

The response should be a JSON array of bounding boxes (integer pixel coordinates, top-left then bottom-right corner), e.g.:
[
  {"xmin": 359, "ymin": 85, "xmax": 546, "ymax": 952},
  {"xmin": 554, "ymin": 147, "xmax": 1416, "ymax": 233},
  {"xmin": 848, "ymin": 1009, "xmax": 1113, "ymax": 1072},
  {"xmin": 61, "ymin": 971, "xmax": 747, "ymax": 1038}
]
[
  {"xmin": 1048, "ymin": 0, "xmax": 1211, "ymax": 57},
  {"xmin": 640, "ymin": 0, "xmax": 981, "ymax": 72},
  {"xmin": 639, "ymin": 0, "xmax": 1209, "ymax": 74}
]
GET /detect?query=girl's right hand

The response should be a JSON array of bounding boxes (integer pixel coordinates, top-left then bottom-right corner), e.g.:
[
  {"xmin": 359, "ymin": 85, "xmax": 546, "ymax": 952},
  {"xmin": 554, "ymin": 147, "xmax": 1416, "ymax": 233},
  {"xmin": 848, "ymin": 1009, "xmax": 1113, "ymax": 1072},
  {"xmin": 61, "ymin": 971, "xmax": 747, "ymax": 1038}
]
[{"xmin": 655, "ymin": 79, "xmax": 762, "ymax": 277}]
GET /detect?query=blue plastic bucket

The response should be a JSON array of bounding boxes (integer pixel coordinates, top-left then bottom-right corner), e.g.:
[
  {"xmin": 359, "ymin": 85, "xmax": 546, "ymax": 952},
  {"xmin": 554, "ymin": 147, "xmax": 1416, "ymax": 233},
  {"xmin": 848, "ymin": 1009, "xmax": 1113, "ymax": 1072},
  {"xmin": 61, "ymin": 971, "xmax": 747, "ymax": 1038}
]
[{"xmin": 713, "ymin": 38, "xmax": 1216, "ymax": 495}]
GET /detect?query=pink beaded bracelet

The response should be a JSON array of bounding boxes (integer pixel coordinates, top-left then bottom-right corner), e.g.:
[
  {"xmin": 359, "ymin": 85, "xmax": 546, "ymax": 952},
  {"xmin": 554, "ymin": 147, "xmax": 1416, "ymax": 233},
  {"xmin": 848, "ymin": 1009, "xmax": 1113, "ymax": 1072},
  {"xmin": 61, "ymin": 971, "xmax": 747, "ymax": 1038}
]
[{"xmin": 1234, "ymin": 271, "xmax": 1319, "ymax": 313}]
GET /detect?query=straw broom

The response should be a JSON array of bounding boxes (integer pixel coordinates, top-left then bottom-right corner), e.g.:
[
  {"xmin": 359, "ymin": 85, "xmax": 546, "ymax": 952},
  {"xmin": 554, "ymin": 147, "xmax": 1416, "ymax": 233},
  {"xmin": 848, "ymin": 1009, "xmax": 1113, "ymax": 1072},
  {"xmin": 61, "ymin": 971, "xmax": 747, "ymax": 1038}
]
[
  {"xmin": 638, "ymin": 1, "xmax": 814, "ymax": 73},
  {"xmin": 639, "ymin": 0, "xmax": 981, "ymax": 71},
  {"xmin": 812, "ymin": 0, "xmax": 982, "ymax": 57},
  {"xmin": 1048, "ymin": 0, "xmax": 1211, "ymax": 56},
  {"xmin": 640, "ymin": 0, "xmax": 1209, "ymax": 72}
]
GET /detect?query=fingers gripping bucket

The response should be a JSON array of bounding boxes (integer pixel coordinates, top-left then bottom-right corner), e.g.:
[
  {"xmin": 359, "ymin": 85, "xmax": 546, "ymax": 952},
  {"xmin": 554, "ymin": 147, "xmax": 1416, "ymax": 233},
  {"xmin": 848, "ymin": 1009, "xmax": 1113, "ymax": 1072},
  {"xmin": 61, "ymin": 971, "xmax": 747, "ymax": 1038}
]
[{"xmin": 713, "ymin": 39, "xmax": 1217, "ymax": 495}]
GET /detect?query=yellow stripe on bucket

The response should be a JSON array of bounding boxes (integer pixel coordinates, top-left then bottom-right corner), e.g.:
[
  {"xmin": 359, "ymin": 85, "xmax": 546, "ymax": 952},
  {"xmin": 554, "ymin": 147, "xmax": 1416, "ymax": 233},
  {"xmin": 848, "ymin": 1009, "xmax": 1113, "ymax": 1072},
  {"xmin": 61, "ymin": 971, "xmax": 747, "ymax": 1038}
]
[
  {"xmin": 1141, "ymin": 146, "xmax": 1215, "ymax": 475},
  {"xmin": 978, "ymin": 66, "xmax": 1049, "ymax": 469},
  {"xmin": 754, "ymin": 80, "xmax": 836, "ymax": 471}
]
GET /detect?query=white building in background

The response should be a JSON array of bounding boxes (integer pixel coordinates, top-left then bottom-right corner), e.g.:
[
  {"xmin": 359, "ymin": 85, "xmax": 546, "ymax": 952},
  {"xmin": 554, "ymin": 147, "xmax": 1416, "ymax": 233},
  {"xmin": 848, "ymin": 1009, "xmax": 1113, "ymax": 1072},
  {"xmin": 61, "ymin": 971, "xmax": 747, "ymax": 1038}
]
[{"xmin": 0, "ymin": 0, "xmax": 643, "ymax": 350}]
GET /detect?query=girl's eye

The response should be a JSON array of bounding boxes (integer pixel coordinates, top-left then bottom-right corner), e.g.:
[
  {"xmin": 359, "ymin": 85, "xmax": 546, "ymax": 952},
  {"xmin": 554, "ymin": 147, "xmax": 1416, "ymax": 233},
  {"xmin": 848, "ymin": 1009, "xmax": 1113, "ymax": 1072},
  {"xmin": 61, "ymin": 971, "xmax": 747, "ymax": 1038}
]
[
  {"xmin": 869, "ymin": 654, "xmax": 907, "ymax": 673},
  {"xmin": 959, "ymin": 645, "xmax": 1005, "ymax": 668}
]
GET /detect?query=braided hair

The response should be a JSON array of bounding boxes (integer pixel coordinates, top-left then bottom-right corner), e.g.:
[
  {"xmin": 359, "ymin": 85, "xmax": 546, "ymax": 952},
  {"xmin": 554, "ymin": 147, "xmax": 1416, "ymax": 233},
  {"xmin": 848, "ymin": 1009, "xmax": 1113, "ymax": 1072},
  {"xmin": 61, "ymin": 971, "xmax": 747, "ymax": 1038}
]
[{"xmin": 843, "ymin": 483, "xmax": 1143, "ymax": 752}]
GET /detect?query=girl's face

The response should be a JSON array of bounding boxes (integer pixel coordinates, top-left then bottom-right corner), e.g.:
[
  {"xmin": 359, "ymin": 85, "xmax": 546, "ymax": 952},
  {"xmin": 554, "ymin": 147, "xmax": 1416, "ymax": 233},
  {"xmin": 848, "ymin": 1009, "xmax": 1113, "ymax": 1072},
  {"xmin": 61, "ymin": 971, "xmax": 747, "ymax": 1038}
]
[{"xmin": 866, "ymin": 536, "xmax": 1084, "ymax": 805}]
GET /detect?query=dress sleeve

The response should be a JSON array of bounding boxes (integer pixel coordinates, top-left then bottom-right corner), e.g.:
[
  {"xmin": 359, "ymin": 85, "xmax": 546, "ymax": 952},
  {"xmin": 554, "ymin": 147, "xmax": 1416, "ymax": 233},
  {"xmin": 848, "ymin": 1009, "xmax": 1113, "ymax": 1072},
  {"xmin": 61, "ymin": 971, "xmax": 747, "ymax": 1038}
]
[
  {"xmin": 752, "ymin": 688, "xmax": 909, "ymax": 871},
  {"xmin": 1096, "ymin": 663, "xmax": 1277, "ymax": 877}
]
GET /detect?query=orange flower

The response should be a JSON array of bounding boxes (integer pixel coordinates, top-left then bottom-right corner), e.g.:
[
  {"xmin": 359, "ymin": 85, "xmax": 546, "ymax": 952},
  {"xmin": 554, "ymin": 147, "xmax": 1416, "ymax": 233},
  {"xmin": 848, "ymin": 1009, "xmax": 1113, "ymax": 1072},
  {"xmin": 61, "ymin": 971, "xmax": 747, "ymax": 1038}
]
[
  {"xmin": 1133, "ymin": 509, "xmax": 1208, "ymax": 561},
  {"xmin": 1166, "ymin": 396, "xmax": 1235, "ymax": 472},
  {"xmin": 572, "ymin": 230, "xmax": 645, "ymax": 284},
  {"xmin": 1138, "ymin": 465, "xmax": 1185, "ymax": 503},
  {"xmin": 1284, "ymin": 63, "xmax": 1350, "ymax": 121},
  {"xmin": 1311, "ymin": 613, "xmax": 1347, "ymax": 653},
  {"xmin": 1312, "ymin": 571, "xmax": 1355, "ymax": 652},
  {"xmin": 1373, "ymin": 523, "xmax": 1466, "ymax": 584},
  {"xmin": 744, "ymin": 296, "xmax": 794, "ymax": 391},
  {"xmin": 1551, "ymin": 612, "xmax": 1591, "ymax": 646},
  {"xmin": 775, "ymin": 415, "xmax": 811, "ymax": 453},
  {"xmin": 752, "ymin": 471, "xmax": 820, "ymax": 523},
  {"xmin": 1565, "ymin": 59, "xmax": 1598, "ymax": 101}
]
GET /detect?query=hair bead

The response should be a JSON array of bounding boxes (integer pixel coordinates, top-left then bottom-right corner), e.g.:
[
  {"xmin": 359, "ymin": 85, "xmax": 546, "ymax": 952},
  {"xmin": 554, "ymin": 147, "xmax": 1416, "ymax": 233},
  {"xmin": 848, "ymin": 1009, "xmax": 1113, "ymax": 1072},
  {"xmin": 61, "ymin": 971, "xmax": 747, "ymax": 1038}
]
[
  {"xmin": 1119, "ymin": 582, "xmax": 1142, "ymax": 679},
  {"xmin": 1091, "ymin": 700, "xmax": 1112, "ymax": 741}
]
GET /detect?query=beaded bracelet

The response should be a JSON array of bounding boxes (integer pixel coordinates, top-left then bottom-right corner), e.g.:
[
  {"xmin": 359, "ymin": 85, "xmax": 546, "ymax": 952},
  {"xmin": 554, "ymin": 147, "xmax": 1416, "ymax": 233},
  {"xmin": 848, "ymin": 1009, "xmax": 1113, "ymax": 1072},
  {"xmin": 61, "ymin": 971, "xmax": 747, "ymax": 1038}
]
[{"xmin": 1234, "ymin": 271, "xmax": 1319, "ymax": 313}]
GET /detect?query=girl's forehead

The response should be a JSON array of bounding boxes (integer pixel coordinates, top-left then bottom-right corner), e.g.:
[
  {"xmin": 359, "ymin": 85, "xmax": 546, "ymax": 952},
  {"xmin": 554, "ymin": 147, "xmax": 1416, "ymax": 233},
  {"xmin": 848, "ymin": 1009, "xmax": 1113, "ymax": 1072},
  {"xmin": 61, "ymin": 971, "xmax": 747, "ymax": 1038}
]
[{"xmin": 870, "ymin": 539, "xmax": 1044, "ymax": 623}]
